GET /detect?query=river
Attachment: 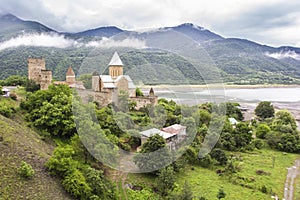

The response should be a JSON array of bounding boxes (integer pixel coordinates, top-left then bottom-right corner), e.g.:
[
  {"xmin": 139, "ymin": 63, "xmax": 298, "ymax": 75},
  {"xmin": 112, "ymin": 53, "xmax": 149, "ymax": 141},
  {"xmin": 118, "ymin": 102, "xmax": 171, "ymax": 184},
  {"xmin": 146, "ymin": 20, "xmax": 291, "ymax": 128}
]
[{"xmin": 141, "ymin": 86, "xmax": 300, "ymax": 128}]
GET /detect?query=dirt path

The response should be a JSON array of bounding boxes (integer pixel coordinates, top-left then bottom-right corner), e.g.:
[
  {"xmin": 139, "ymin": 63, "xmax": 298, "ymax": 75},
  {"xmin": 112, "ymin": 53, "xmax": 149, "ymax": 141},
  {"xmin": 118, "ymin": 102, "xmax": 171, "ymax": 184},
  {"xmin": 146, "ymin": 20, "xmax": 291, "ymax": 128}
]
[{"xmin": 284, "ymin": 159, "xmax": 300, "ymax": 200}]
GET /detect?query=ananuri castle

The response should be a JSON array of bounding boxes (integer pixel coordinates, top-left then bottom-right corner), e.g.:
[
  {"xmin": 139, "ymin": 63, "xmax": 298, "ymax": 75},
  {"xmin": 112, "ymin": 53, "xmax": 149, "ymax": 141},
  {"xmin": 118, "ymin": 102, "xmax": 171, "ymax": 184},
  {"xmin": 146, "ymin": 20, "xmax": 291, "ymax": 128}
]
[{"xmin": 27, "ymin": 51, "xmax": 158, "ymax": 109}]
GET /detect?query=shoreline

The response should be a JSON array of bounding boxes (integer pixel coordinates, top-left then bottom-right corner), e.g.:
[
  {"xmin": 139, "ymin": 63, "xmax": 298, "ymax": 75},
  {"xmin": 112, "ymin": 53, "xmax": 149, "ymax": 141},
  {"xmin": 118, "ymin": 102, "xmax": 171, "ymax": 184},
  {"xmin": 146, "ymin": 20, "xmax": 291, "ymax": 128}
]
[{"xmin": 140, "ymin": 84, "xmax": 300, "ymax": 89}]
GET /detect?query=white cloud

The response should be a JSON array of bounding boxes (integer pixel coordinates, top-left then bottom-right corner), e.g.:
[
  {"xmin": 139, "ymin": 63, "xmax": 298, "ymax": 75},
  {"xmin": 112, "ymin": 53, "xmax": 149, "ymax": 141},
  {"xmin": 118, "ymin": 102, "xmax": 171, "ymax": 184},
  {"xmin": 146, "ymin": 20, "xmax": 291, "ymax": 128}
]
[
  {"xmin": 0, "ymin": 33, "xmax": 147, "ymax": 50},
  {"xmin": 265, "ymin": 50, "xmax": 300, "ymax": 60},
  {"xmin": 85, "ymin": 37, "xmax": 147, "ymax": 49},
  {"xmin": 0, "ymin": 33, "xmax": 76, "ymax": 50}
]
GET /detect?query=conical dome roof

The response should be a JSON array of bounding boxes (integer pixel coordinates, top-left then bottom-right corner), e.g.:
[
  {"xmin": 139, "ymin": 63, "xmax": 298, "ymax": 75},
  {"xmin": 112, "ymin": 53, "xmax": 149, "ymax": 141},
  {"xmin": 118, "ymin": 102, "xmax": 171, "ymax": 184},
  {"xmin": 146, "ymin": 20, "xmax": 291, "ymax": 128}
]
[
  {"xmin": 66, "ymin": 66, "xmax": 75, "ymax": 76},
  {"xmin": 109, "ymin": 51, "xmax": 123, "ymax": 66}
]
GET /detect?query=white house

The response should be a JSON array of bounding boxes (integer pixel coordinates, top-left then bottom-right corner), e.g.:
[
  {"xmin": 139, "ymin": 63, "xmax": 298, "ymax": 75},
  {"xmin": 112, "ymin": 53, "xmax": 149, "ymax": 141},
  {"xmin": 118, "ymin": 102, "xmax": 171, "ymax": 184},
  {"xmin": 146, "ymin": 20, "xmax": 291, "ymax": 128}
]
[{"xmin": 139, "ymin": 124, "xmax": 186, "ymax": 150}]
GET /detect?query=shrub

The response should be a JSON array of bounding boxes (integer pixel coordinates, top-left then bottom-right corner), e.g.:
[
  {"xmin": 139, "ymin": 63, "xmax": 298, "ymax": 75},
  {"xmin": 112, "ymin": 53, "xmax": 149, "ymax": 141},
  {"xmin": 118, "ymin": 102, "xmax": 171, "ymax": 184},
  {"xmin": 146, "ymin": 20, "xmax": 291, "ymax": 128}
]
[
  {"xmin": 260, "ymin": 185, "xmax": 268, "ymax": 194},
  {"xmin": 135, "ymin": 87, "xmax": 144, "ymax": 97},
  {"xmin": 210, "ymin": 149, "xmax": 228, "ymax": 166},
  {"xmin": 252, "ymin": 139, "xmax": 264, "ymax": 149},
  {"xmin": 0, "ymin": 103, "xmax": 15, "ymax": 118},
  {"xmin": 256, "ymin": 123, "xmax": 271, "ymax": 139},
  {"xmin": 62, "ymin": 169, "xmax": 92, "ymax": 198},
  {"xmin": 18, "ymin": 161, "xmax": 35, "ymax": 178}
]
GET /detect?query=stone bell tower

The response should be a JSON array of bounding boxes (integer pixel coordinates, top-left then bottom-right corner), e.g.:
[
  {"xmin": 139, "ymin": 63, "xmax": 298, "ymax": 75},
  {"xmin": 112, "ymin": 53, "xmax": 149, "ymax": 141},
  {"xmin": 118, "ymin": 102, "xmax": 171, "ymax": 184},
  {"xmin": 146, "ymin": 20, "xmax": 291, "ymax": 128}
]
[
  {"xmin": 109, "ymin": 51, "xmax": 123, "ymax": 79},
  {"xmin": 66, "ymin": 66, "xmax": 76, "ymax": 85}
]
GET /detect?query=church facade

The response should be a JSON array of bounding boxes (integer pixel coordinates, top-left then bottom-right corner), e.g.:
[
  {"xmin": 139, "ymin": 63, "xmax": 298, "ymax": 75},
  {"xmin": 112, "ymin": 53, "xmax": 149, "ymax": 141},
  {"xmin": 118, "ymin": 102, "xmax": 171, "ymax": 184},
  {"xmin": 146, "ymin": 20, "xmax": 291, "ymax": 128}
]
[{"xmin": 92, "ymin": 51, "xmax": 158, "ymax": 108}]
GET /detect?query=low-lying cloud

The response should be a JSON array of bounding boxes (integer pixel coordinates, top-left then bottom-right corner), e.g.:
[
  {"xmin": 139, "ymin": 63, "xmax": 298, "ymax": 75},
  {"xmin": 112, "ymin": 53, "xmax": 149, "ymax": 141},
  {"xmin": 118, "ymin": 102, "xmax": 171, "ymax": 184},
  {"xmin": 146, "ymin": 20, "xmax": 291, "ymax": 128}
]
[
  {"xmin": 0, "ymin": 33, "xmax": 76, "ymax": 50},
  {"xmin": 265, "ymin": 50, "xmax": 300, "ymax": 60},
  {"xmin": 85, "ymin": 37, "xmax": 147, "ymax": 49},
  {"xmin": 0, "ymin": 33, "xmax": 146, "ymax": 51}
]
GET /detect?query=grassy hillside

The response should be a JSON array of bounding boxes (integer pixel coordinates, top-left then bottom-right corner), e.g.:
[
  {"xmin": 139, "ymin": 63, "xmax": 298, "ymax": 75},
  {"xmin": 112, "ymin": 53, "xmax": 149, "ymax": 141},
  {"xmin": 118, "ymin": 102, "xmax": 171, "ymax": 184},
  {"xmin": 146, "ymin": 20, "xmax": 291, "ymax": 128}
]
[
  {"xmin": 126, "ymin": 149, "xmax": 299, "ymax": 200},
  {"xmin": 0, "ymin": 114, "xmax": 71, "ymax": 200}
]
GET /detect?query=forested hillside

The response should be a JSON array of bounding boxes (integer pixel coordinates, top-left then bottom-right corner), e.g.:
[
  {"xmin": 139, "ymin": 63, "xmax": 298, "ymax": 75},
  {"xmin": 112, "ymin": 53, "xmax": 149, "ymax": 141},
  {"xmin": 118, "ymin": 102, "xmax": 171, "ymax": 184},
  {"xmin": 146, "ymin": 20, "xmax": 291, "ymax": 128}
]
[{"xmin": 0, "ymin": 14, "xmax": 300, "ymax": 85}]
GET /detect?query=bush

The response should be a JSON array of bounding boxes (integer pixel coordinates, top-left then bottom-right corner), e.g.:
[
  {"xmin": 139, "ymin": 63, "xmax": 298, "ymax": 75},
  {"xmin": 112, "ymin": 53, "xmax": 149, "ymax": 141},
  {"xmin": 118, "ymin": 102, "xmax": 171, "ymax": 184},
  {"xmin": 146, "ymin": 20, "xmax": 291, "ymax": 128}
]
[
  {"xmin": 62, "ymin": 169, "xmax": 92, "ymax": 199},
  {"xmin": 252, "ymin": 139, "xmax": 264, "ymax": 149},
  {"xmin": 0, "ymin": 103, "xmax": 15, "ymax": 118},
  {"xmin": 260, "ymin": 185, "xmax": 268, "ymax": 194},
  {"xmin": 256, "ymin": 123, "xmax": 271, "ymax": 139},
  {"xmin": 18, "ymin": 161, "xmax": 35, "ymax": 178},
  {"xmin": 135, "ymin": 87, "xmax": 144, "ymax": 97},
  {"xmin": 210, "ymin": 149, "xmax": 228, "ymax": 166}
]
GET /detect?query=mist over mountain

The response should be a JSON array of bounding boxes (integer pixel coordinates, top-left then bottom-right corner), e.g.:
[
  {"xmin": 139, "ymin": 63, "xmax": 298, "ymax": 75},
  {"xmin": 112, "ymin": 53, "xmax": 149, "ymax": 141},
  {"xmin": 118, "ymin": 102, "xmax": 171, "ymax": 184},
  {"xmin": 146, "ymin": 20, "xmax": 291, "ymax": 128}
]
[{"xmin": 0, "ymin": 13, "xmax": 299, "ymax": 85}]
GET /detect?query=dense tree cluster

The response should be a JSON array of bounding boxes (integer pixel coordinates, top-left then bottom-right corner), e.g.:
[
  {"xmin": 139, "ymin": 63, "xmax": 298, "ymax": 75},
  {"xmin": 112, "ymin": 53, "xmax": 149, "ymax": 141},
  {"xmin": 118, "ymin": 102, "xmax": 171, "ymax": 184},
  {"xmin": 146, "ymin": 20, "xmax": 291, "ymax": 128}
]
[
  {"xmin": 3, "ymin": 80, "xmax": 299, "ymax": 200},
  {"xmin": 255, "ymin": 101, "xmax": 275, "ymax": 120},
  {"xmin": 20, "ymin": 84, "xmax": 76, "ymax": 137}
]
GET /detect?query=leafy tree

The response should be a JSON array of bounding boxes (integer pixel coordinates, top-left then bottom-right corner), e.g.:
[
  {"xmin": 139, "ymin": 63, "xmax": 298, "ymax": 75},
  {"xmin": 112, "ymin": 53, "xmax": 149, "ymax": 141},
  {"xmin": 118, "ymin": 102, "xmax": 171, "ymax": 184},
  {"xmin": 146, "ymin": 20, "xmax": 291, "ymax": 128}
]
[
  {"xmin": 134, "ymin": 134, "xmax": 171, "ymax": 173},
  {"xmin": 84, "ymin": 167, "xmax": 116, "ymax": 200},
  {"xmin": 225, "ymin": 102, "xmax": 243, "ymax": 121},
  {"xmin": 140, "ymin": 134, "xmax": 166, "ymax": 153},
  {"xmin": 256, "ymin": 123, "xmax": 271, "ymax": 139},
  {"xmin": 233, "ymin": 122, "xmax": 253, "ymax": 149},
  {"xmin": 272, "ymin": 110, "xmax": 297, "ymax": 133},
  {"xmin": 73, "ymin": 102, "xmax": 119, "ymax": 166},
  {"xmin": 18, "ymin": 161, "xmax": 35, "ymax": 179},
  {"xmin": 255, "ymin": 101, "xmax": 275, "ymax": 120},
  {"xmin": 210, "ymin": 149, "xmax": 228, "ymax": 166},
  {"xmin": 156, "ymin": 166, "xmax": 176, "ymax": 196},
  {"xmin": 21, "ymin": 84, "xmax": 76, "ymax": 137},
  {"xmin": 1, "ymin": 75, "xmax": 27, "ymax": 86},
  {"xmin": 278, "ymin": 133, "xmax": 300, "ymax": 153},
  {"xmin": 135, "ymin": 87, "xmax": 144, "ymax": 97},
  {"xmin": 198, "ymin": 109, "xmax": 211, "ymax": 126},
  {"xmin": 96, "ymin": 106, "xmax": 123, "ymax": 136},
  {"xmin": 158, "ymin": 99, "xmax": 182, "ymax": 126}
]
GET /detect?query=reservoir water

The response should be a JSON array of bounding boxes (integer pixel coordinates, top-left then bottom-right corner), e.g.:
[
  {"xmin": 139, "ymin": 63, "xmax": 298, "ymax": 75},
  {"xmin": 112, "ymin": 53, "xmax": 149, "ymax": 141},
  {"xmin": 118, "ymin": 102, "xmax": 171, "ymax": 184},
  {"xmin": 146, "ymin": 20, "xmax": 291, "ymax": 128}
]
[{"xmin": 141, "ymin": 86, "xmax": 300, "ymax": 105}]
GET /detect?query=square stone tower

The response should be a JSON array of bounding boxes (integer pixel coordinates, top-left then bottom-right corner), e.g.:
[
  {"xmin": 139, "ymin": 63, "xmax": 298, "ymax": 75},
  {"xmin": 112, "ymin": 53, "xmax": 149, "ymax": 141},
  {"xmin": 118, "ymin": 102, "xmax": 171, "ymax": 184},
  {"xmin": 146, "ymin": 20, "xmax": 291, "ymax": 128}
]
[
  {"xmin": 28, "ymin": 58, "xmax": 46, "ymax": 82},
  {"xmin": 28, "ymin": 57, "xmax": 52, "ymax": 90},
  {"xmin": 40, "ymin": 70, "xmax": 52, "ymax": 90}
]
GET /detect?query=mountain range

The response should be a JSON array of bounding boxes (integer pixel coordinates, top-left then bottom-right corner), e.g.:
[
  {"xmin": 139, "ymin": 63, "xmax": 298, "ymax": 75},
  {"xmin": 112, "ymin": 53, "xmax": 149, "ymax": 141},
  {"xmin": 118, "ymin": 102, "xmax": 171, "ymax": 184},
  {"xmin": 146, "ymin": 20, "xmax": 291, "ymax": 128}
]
[{"xmin": 0, "ymin": 13, "xmax": 299, "ymax": 85}]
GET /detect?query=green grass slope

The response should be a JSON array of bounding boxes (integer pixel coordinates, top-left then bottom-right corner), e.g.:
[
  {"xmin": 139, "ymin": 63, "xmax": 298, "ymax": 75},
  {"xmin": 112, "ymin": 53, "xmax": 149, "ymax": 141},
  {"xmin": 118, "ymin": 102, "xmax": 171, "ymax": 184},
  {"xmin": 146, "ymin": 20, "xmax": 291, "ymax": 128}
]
[{"xmin": 0, "ymin": 114, "xmax": 71, "ymax": 200}]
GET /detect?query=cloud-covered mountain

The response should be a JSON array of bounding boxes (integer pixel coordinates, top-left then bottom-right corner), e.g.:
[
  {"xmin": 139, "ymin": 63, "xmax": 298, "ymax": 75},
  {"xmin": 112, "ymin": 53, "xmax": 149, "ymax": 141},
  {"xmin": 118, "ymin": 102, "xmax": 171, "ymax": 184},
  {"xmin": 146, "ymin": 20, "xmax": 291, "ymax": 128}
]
[
  {"xmin": 0, "ymin": 14, "xmax": 55, "ymax": 41},
  {"xmin": 74, "ymin": 26, "xmax": 124, "ymax": 38},
  {"xmin": 0, "ymin": 13, "xmax": 299, "ymax": 84}
]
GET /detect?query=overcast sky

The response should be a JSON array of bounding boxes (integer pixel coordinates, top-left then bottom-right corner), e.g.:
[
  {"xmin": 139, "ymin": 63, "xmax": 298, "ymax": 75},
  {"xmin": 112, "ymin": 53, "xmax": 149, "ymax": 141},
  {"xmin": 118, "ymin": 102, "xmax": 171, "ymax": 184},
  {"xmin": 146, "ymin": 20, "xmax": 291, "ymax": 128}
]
[{"xmin": 1, "ymin": 0, "xmax": 300, "ymax": 47}]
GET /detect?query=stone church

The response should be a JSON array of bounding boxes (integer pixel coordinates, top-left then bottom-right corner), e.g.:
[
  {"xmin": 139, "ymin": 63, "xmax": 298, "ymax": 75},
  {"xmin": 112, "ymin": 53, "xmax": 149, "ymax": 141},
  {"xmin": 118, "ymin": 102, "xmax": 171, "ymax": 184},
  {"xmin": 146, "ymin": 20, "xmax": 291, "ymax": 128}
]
[{"xmin": 92, "ymin": 51, "xmax": 158, "ymax": 108}]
